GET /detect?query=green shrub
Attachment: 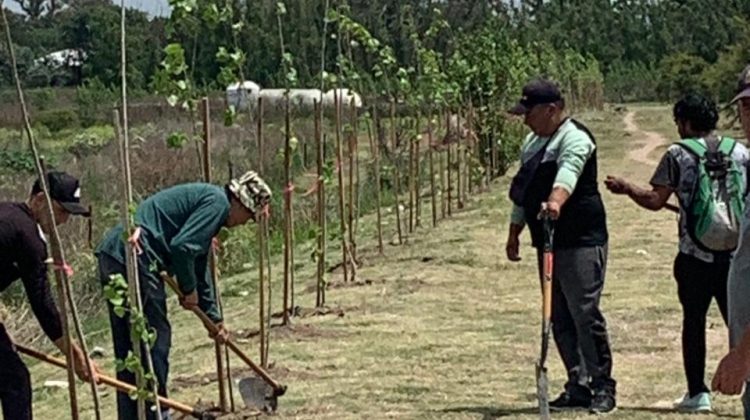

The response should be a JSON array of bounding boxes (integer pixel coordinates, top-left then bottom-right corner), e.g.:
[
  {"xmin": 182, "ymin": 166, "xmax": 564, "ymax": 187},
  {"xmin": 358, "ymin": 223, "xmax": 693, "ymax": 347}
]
[{"xmin": 36, "ymin": 109, "xmax": 79, "ymax": 132}]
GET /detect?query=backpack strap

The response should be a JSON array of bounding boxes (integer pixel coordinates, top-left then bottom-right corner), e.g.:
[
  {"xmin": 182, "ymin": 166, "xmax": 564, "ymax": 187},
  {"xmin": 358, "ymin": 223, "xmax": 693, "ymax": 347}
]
[
  {"xmin": 717, "ymin": 137, "xmax": 737, "ymax": 155},
  {"xmin": 677, "ymin": 138, "xmax": 707, "ymax": 158}
]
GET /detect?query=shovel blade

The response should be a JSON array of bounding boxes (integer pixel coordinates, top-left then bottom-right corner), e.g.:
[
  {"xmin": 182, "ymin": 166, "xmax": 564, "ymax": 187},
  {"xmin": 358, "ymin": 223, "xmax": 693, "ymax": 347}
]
[
  {"xmin": 238, "ymin": 377, "xmax": 278, "ymax": 412},
  {"xmin": 536, "ymin": 363, "xmax": 551, "ymax": 420}
]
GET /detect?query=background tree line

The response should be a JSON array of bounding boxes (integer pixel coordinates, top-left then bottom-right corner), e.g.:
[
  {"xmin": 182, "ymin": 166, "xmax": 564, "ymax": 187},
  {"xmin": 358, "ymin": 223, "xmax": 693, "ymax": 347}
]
[{"xmin": 1, "ymin": 0, "xmax": 749, "ymax": 103}]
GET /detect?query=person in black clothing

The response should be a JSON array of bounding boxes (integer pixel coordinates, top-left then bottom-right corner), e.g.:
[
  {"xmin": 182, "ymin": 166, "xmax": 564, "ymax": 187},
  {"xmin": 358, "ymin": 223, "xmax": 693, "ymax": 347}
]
[
  {"xmin": 505, "ymin": 79, "xmax": 616, "ymax": 413},
  {"xmin": 0, "ymin": 171, "xmax": 100, "ymax": 420}
]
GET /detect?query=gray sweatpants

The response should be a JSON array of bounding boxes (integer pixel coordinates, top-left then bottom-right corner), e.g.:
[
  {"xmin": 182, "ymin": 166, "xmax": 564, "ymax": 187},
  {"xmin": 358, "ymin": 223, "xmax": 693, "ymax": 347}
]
[
  {"xmin": 728, "ymin": 202, "xmax": 750, "ymax": 419},
  {"xmin": 537, "ymin": 244, "xmax": 616, "ymax": 395}
]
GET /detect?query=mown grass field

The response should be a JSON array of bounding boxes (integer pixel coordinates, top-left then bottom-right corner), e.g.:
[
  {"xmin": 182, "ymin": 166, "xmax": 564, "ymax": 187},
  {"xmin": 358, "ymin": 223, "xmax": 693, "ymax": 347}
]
[{"xmin": 25, "ymin": 104, "xmax": 745, "ymax": 419}]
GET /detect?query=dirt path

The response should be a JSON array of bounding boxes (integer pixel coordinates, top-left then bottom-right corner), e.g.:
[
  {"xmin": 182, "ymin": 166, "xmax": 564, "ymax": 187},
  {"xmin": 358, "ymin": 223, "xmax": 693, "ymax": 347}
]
[{"xmin": 624, "ymin": 111, "xmax": 668, "ymax": 166}]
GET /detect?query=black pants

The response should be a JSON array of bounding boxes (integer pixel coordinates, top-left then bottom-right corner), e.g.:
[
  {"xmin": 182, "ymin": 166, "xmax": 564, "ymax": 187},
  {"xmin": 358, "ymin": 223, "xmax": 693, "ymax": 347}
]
[
  {"xmin": 98, "ymin": 254, "xmax": 172, "ymax": 420},
  {"xmin": 674, "ymin": 252, "xmax": 729, "ymax": 397},
  {"xmin": 538, "ymin": 245, "xmax": 616, "ymax": 398},
  {"xmin": 0, "ymin": 323, "xmax": 32, "ymax": 420}
]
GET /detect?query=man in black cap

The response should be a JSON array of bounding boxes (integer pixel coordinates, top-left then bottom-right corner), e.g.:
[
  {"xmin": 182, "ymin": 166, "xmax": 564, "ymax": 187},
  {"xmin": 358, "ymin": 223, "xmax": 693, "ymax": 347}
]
[
  {"xmin": 0, "ymin": 171, "xmax": 100, "ymax": 420},
  {"xmin": 505, "ymin": 78, "xmax": 616, "ymax": 413}
]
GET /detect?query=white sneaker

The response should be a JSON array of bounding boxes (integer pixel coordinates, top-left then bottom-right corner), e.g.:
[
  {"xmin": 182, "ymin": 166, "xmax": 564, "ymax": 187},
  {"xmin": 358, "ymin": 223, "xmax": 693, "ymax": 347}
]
[{"xmin": 673, "ymin": 392, "xmax": 712, "ymax": 412}]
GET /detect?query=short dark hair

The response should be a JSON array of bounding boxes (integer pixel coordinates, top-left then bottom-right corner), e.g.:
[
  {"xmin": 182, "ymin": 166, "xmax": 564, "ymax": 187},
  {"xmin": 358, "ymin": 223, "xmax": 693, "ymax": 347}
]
[{"xmin": 673, "ymin": 93, "xmax": 719, "ymax": 132}]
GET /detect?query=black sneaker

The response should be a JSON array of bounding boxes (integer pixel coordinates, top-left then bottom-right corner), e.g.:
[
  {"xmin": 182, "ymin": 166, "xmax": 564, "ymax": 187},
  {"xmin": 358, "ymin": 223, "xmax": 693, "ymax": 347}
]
[
  {"xmin": 589, "ymin": 392, "xmax": 616, "ymax": 414},
  {"xmin": 549, "ymin": 391, "xmax": 591, "ymax": 411}
]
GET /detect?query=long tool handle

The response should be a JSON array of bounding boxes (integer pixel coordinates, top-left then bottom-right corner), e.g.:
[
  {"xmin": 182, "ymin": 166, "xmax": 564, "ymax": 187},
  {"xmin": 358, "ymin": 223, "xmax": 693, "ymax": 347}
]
[
  {"xmin": 15, "ymin": 344, "xmax": 205, "ymax": 419},
  {"xmin": 160, "ymin": 273, "xmax": 287, "ymax": 395}
]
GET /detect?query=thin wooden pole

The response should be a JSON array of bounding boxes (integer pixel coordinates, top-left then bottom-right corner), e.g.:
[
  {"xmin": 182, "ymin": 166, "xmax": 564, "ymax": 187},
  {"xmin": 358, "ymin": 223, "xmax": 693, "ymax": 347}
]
[
  {"xmin": 407, "ymin": 117, "xmax": 416, "ymax": 233},
  {"xmin": 348, "ymin": 99, "xmax": 357, "ymax": 271},
  {"xmin": 369, "ymin": 105, "xmax": 384, "ymax": 254},
  {"xmin": 445, "ymin": 112, "xmax": 453, "ymax": 217},
  {"xmin": 314, "ymin": 100, "xmax": 326, "ymax": 306},
  {"xmin": 428, "ymin": 113, "xmax": 437, "ymax": 228},
  {"xmin": 283, "ymin": 94, "xmax": 292, "ymax": 325},
  {"xmin": 201, "ymin": 98, "xmax": 228, "ymax": 413},
  {"xmin": 390, "ymin": 99, "xmax": 403, "ymax": 244},
  {"xmin": 334, "ymin": 90, "xmax": 349, "ymax": 281},
  {"xmin": 256, "ymin": 96, "xmax": 267, "ymax": 366},
  {"xmin": 415, "ymin": 115, "xmax": 422, "ymax": 228}
]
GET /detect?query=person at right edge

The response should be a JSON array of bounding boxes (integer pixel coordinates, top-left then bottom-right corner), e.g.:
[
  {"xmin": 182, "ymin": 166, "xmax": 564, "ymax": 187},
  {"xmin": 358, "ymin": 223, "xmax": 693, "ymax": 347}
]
[
  {"xmin": 712, "ymin": 64, "xmax": 750, "ymax": 419},
  {"xmin": 505, "ymin": 78, "xmax": 616, "ymax": 414}
]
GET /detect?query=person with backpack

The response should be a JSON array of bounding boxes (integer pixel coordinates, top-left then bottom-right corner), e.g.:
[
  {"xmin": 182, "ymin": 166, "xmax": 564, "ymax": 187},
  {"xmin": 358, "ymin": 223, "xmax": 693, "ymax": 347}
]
[
  {"xmin": 95, "ymin": 171, "xmax": 271, "ymax": 420},
  {"xmin": 712, "ymin": 64, "xmax": 750, "ymax": 419},
  {"xmin": 505, "ymin": 78, "xmax": 617, "ymax": 414},
  {"xmin": 606, "ymin": 93, "xmax": 749, "ymax": 413}
]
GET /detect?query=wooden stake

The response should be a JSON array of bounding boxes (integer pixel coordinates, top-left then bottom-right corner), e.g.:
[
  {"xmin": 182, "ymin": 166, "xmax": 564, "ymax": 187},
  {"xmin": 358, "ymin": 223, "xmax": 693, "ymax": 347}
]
[
  {"xmin": 369, "ymin": 105, "xmax": 384, "ymax": 254},
  {"xmin": 415, "ymin": 115, "xmax": 422, "ymax": 228},
  {"xmin": 390, "ymin": 99, "xmax": 403, "ymax": 244},
  {"xmin": 334, "ymin": 90, "xmax": 349, "ymax": 282},
  {"xmin": 314, "ymin": 100, "xmax": 326, "ymax": 307},
  {"xmin": 201, "ymin": 98, "xmax": 228, "ymax": 413},
  {"xmin": 347, "ymin": 99, "xmax": 356, "ymax": 274},
  {"xmin": 406, "ymin": 116, "xmax": 415, "ymax": 233},
  {"xmin": 456, "ymin": 109, "xmax": 464, "ymax": 210},
  {"xmin": 428, "ymin": 113, "xmax": 437, "ymax": 228},
  {"xmin": 447, "ymin": 111, "xmax": 453, "ymax": 217},
  {"xmin": 283, "ymin": 94, "xmax": 292, "ymax": 325},
  {"xmin": 256, "ymin": 96, "xmax": 267, "ymax": 366}
]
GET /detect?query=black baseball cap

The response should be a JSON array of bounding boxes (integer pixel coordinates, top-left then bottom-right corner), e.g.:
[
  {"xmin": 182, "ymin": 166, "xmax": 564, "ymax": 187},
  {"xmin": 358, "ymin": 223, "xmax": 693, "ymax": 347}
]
[
  {"xmin": 731, "ymin": 65, "xmax": 750, "ymax": 104},
  {"xmin": 508, "ymin": 79, "xmax": 563, "ymax": 115},
  {"xmin": 31, "ymin": 171, "xmax": 90, "ymax": 216}
]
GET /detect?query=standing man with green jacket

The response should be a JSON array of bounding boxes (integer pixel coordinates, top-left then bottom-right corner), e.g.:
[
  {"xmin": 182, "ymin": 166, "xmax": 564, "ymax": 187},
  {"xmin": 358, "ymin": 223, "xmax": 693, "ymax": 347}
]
[
  {"xmin": 95, "ymin": 171, "xmax": 271, "ymax": 420},
  {"xmin": 505, "ymin": 79, "xmax": 616, "ymax": 414}
]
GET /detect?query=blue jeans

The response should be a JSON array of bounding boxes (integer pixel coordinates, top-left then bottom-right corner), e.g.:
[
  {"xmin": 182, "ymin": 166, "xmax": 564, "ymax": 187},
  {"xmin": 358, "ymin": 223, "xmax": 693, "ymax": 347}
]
[{"xmin": 98, "ymin": 253, "xmax": 172, "ymax": 420}]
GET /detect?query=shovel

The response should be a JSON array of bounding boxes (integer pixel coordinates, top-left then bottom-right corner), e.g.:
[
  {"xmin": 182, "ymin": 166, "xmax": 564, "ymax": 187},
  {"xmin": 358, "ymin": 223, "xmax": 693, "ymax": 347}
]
[
  {"xmin": 536, "ymin": 216, "xmax": 554, "ymax": 420},
  {"xmin": 160, "ymin": 272, "xmax": 286, "ymax": 412},
  {"xmin": 16, "ymin": 343, "xmax": 218, "ymax": 420}
]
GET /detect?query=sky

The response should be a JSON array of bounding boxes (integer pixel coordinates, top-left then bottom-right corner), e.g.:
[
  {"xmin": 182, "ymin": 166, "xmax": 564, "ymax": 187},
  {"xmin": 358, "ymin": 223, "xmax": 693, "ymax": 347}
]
[{"xmin": 5, "ymin": 0, "xmax": 171, "ymax": 17}]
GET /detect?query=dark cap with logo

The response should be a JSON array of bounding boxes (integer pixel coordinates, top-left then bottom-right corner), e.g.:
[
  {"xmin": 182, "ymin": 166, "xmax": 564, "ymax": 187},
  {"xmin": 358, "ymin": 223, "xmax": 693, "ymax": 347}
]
[
  {"xmin": 31, "ymin": 171, "xmax": 90, "ymax": 216},
  {"xmin": 731, "ymin": 65, "xmax": 750, "ymax": 104},
  {"xmin": 508, "ymin": 78, "xmax": 563, "ymax": 115}
]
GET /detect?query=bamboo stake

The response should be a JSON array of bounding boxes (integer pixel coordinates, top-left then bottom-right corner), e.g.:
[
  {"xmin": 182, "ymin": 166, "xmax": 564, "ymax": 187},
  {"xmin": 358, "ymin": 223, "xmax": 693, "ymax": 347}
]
[
  {"xmin": 456, "ymin": 109, "xmax": 464, "ymax": 210},
  {"xmin": 390, "ymin": 99, "xmax": 403, "ymax": 244},
  {"xmin": 406, "ymin": 117, "xmax": 415, "ymax": 233},
  {"xmin": 314, "ymin": 100, "xmax": 326, "ymax": 306},
  {"xmin": 369, "ymin": 105, "xmax": 384, "ymax": 254},
  {"xmin": 439, "ymin": 109, "xmax": 446, "ymax": 219},
  {"xmin": 283, "ymin": 94, "xmax": 292, "ymax": 325},
  {"xmin": 347, "ymin": 99, "xmax": 356, "ymax": 271},
  {"xmin": 256, "ymin": 97, "xmax": 267, "ymax": 367},
  {"xmin": 201, "ymin": 98, "xmax": 228, "ymax": 413},
  {"xmin": 415, "ymin": 115, "xmax": 422, "ymax": 228},
  {"xmin": 334, "ymin": 90, "xmax": 349, "ymax": 282},
  {"xmin": 447, "ymin": 111, "xmax": 453, "ymax": 217},
  {"xmin": 428, "ymin": 113, "xmax": 437, "ymax": 228}
]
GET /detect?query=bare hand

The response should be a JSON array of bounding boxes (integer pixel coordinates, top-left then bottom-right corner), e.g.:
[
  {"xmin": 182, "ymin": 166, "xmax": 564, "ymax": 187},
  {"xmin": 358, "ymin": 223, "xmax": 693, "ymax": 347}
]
[
  {"xmin": 506, "ymin": 235, "xmax": 522, "ymax": 262},
  {"xmin": 604, "ymin": 176, "xmax": 630, "ymax": 195},
  {"xmin": 712, "ymin": 348, "xmax": 750, "ymax": 395},
  {"xmin": 538, "ymin": 201, "xmax": 561, "ymax": 221},
  {"xmin": 71, "ymin": 344, "xmax": 101, "ymax": 383},
  {"xmin": 209, "ymin": 322, "xmax": 229, "ymax": 344},
  {"xmin": 180, "ymin": 290, "xmax": 199, "ymax": 310}
]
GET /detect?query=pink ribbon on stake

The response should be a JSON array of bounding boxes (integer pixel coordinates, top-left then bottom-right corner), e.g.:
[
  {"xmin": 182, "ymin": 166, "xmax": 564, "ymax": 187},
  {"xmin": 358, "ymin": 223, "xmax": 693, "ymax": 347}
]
[{"xmin": 53, "ymin": 262, "xmax": 75, "ymax": 278}]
